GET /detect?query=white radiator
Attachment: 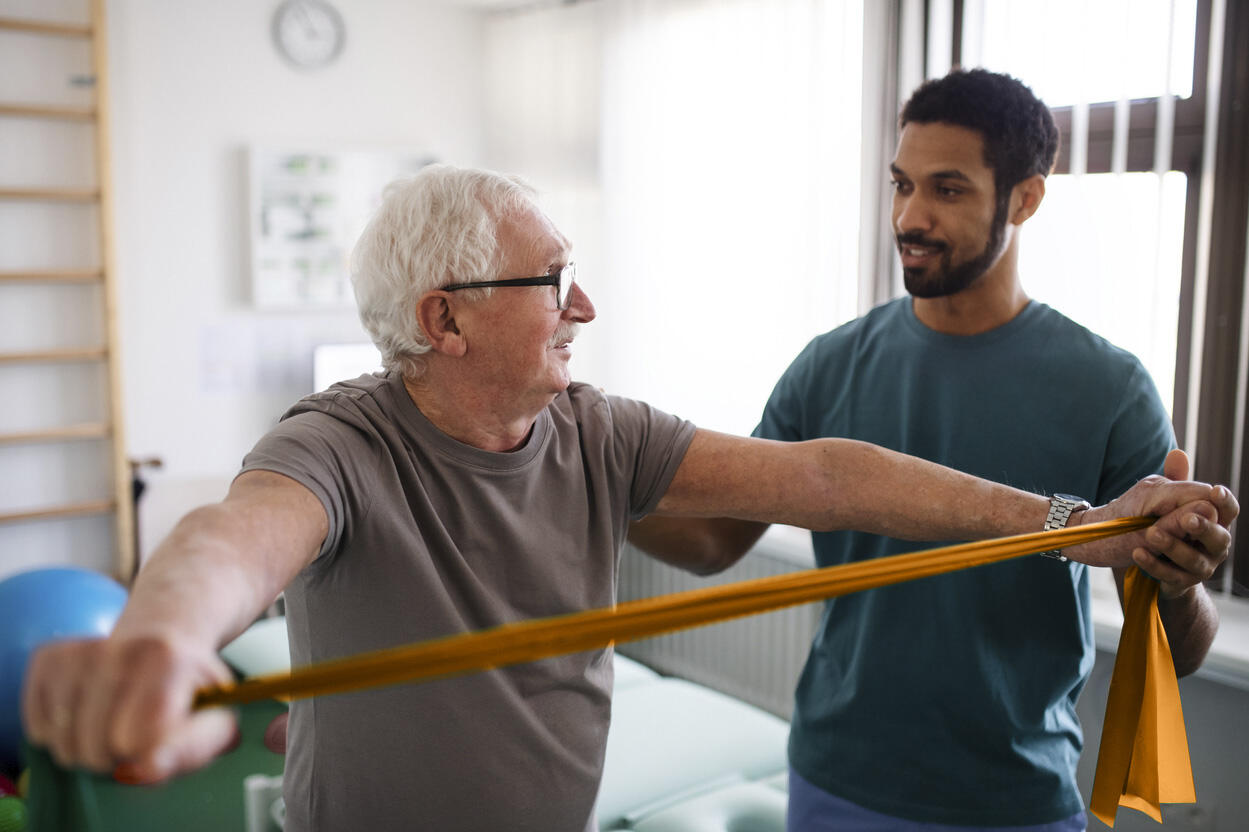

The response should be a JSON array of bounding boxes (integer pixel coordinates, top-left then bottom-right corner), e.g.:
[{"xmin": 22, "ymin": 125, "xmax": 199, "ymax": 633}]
[{"xmin": 616, "ymin": 536, "xmax": 820, "ymax": 719}]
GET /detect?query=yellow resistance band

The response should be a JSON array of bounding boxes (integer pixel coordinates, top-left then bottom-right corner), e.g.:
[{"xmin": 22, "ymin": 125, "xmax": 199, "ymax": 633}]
[
  {"xmin": 1090, "ymin": 565, "xmax": 1195, "ymax": 826},
  {"xmin": 193, "ymin": 514, "xmax": 1186, "ymax": 825}
]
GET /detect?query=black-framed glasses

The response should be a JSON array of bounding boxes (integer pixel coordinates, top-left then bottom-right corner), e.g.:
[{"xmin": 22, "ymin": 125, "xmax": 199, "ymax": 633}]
[{"xmin": 443, "ymin": 263, "xmax": 577, "ymax": 311}]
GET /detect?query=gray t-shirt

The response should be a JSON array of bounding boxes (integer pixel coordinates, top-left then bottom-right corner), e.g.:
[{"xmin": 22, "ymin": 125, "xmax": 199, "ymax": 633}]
[{"xmin": 239, "ymin": 370, "xmax": 696, "ymax": 831}]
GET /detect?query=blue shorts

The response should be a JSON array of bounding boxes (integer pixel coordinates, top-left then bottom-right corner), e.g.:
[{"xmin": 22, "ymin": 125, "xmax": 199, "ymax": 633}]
[{"xmin": 787, "ymin": 769, "xmax": 1087, "ymax": 832}]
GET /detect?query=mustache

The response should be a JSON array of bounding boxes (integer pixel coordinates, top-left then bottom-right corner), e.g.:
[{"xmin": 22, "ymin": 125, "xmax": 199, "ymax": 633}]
[
  {"xmin": 895, "ymin": 232, "xmax": 947, "ymax": 251},
  {"xmin": 549, "ymin": 323, "xmax": 581, "ymax": 348}
]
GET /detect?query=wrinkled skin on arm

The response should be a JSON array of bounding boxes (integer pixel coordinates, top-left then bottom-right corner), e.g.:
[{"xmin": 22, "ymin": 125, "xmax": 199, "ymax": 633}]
[{"xmin": 22, "ymin": 470, "xmax": 327, "ymax": 783}]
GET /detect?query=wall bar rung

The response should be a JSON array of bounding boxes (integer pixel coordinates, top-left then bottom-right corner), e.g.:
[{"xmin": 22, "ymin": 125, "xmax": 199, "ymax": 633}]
[
  {"xmin": 0, "ymin": 347, "xmax": 108, "ymax": 364},
  {"xmin": 0, "ymin": 499, "xmax": 115, "ymax": 526},
  {"xmin": 0, "ymin": 423, "xmax": 111, "ymax": 445},
  {"xmin": 0, "ymin": 270, "xmax": 103, "ymax": 283},
  {"xmin": 0, "ymin": 187, "xmax": 100, "ymax": 202},
  {"xmin": 0, "ymin": 103, "xmax": 96, "ymax": 122},
  {"xmin": 0, "ymin": 17, "xmax": 92, "ymax": 38}
]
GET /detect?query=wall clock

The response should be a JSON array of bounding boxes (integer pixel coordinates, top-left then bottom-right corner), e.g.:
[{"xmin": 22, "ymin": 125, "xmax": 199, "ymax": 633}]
[{"xmin": 272, "ymin": 0, "xmax": 346, "ymax": 70}]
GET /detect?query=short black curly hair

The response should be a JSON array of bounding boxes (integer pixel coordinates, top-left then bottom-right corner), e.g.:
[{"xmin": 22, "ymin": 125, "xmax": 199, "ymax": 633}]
[{"xmin": 900, "ymin": 68, "xmax": 1059, "ymax": 201}]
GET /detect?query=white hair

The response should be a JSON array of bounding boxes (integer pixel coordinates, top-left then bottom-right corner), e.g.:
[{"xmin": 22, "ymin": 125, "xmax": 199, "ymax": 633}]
[{"xmin": 350, "ymin": 164, "xmax": 538, "ymax": 378}]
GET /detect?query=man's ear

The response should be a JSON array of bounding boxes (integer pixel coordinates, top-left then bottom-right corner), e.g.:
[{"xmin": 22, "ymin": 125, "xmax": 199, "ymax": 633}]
[
  {"xmin": 1009, "ymin": 174, "xmax": 1046, "ymax": 225},
  {"xmin": 415, "ymin": 292, "xmax": 466, "ymax": 357}
]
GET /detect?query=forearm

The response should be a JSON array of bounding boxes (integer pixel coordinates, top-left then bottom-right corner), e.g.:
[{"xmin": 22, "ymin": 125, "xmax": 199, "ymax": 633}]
[
  {"xmin": 661, "ymin": 430, "xmax": 1226, "ymax": 570},
  {"xmin": 113, "ymin": 471, "xmax": 327, "ymax": 653},
  {"xmin": 22, "ymin": 471, "xmax": 324, "ymax": 782},
  {"xmin": 661, "ymin": 433, "xmax": 1050, "ymax": 540},
  {"xmin": 113, "ymin": 505, "xmax": 292, "ymax": 652},
  {"xmin": 800, "ymin": 439, "xmax": 1050, "ymax": 539},
  {"xmin": 1157, "ymin": 584, "xmax": 1219, "ymax": 677},
  {"xmin": 784, "ymin": 445, "xmax": 1199, "ymax": 567}
]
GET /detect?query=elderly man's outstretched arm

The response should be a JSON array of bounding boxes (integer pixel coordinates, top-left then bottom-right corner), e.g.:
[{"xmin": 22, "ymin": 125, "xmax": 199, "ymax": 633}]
[
  {"xmin": 639, "ymin": 430, "xmax": 1236, "ymax": 590},
  {"xmin": 22, "ymin": 470, "xmax": 325, "ymax": 783}
]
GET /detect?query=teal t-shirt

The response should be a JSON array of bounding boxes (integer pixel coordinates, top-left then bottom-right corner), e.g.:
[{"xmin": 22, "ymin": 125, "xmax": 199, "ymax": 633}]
[{"xmin": 754, "ymin": 298, "xmax": 1174, "ymax": 825}]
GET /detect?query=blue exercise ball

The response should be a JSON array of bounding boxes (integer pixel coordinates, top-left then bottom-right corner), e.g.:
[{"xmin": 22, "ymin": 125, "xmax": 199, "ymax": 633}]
[{"xmin": 0, "ymin": 567, "xmax": 128, "ymax": 772}]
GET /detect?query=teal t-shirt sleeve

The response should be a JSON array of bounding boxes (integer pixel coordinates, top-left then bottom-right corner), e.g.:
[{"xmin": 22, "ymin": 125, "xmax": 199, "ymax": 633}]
[
  {"xmin": 754, "ymin": 339, "xmax": 819, "ymax": 442},
  {"xmin": 1094, "ymin": 361, "xmax": 1176, "ymax": 504}
]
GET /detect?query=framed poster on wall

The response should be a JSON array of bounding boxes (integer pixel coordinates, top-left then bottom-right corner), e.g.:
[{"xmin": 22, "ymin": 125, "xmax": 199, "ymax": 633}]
[{"xmin": 247, "ymin": 147, "xmax": 435, "ymax": 309}]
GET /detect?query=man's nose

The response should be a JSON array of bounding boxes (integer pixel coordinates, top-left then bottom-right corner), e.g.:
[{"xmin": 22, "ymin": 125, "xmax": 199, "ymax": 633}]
[
  {"xmin": 894, "ymin": 193, "xmax": 933, "ymax": 234},
  {"xmin": 563, "ymin": 282, "xmax": 596, "ymax": 324}
]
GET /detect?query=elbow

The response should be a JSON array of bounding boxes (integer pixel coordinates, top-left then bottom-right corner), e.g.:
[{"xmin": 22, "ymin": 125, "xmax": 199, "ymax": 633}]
[
  {"xmin": 643, "ymin": 537, "xmax": 748, "ymax": 577},
  {"xmin": 1172, "ymin": 642, "xmax": 1212, "ymax": 679},
  {"xmin": 627, "ymin": 517, "xmax": 755, "ymax": 577},
  {"xmin": 1173, "ymin": 656, "xmax": 1200, "ymax": 679},
  {"xmin": 682, "ymin": 546, "xmax": 746, "ymax": 577},
  {"xmin": 681, "ymin": 519, "xmax": 766, "ymax": 575},
  {"xmin": 1159, "ymin": 589, "xmax": 1219, "ymax": 679}
]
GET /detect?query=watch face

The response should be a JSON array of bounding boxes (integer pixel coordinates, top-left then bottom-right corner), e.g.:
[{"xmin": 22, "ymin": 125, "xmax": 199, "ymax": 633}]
[{"xmin": 273, "ymin": 0, "xmax": 345, "ymax": 69}]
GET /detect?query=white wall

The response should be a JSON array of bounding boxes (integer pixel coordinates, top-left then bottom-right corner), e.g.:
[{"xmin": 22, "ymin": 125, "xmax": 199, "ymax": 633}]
[{"xmin": 97, "ymin": 0, "xmax": 489, "ymax": 560}]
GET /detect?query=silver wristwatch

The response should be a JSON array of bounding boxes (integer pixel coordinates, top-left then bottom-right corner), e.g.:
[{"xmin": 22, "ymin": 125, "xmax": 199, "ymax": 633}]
[{"xmin": 1039, "ymin": 493, "xmax": 1091, "ymax": 561}]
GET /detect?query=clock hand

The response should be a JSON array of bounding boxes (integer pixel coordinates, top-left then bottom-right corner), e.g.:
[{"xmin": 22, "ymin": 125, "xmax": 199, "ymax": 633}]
[{"xmin": 296, "ymin": 3, "xmax": 319, "ymax": 37}]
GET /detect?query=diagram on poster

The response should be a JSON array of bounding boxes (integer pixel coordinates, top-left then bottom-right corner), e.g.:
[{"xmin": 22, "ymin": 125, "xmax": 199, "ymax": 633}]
[{"xmin": 248, "ymin": 147, "xmax": 435, "ymax": 308}]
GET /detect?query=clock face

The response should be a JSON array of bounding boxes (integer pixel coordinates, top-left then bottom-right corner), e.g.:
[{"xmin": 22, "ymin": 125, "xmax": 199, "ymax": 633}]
[{"xmin": 272, "ymin": 0, "xmax": 346, "ymax": 69}]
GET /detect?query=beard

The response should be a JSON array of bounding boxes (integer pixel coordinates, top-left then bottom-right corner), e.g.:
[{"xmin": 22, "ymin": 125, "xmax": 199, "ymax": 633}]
[{"xmin": 900, "ymin": 196, "xmax": 1010, "ymax": 299}]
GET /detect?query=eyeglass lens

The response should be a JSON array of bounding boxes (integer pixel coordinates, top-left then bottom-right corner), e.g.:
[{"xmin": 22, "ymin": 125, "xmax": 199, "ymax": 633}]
[{"xmin": 559, "ymin": 263, "xmax": 576, "ymax": 310}]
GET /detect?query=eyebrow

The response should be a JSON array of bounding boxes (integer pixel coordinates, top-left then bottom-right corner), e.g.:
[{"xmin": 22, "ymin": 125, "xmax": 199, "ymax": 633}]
[{"xmin": 889, "ymin": 163, "xmax": 973, "ymax": 183}]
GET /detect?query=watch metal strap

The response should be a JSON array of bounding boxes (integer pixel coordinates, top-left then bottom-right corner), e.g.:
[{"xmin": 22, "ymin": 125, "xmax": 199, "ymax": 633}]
[{"xmin": 1039, "ymin": 494, "xmax": 1091, "ymax": 561}]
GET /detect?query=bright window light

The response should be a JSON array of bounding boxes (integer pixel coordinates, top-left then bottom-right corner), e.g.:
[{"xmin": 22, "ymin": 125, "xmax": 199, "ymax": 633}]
[
  {"xmin": 1023, "ymin": 172, "xmax": 1186, "ymax": 414},
  {"xmin": 973, "ymin": 0, "xmax": 1197, "ymax": 104},
  {"xmin": 592, "ymin": 0, "xmax": 865, "ymax": 435}
]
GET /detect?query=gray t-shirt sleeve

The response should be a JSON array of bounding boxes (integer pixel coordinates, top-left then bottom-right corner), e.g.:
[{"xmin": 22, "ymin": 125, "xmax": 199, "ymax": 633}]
[
  {"xmin": 600, "ymin": 392, "xmax": 697, "ymax": 520},
  {"xmin": 239, "ymin": 409, "xmax": 380, "ymax": 559}
]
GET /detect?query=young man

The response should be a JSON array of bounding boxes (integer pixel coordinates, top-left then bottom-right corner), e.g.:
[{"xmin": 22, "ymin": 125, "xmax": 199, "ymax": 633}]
[
  {"xmin": 24, "ymin": 164, "xmax": 1232, "ymax": 831},
  {"xmin": 632, "ymin": 69, "xmax": 1229, "ymax": 830}
]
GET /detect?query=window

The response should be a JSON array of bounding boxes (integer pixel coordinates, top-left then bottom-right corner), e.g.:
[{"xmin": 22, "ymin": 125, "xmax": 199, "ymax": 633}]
[
  {"xmin": 950, "ymin": 0, "xmax": 1249, "ymax": 598},
  {"xmin": 483, "ymin": 0, "xmax": 1249, "ymax": 601},
  {"xmin": 963, "ymin": 0, "xmax": 1198, "ymax": 419},
  {"xmin": 486, "ymin": 0, "xmax": 866, "ymax": 436}
]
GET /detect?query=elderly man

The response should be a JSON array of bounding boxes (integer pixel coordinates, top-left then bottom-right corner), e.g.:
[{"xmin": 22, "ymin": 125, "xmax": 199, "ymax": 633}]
[{"xmin": 23, "ymin": 165, "xmax": 1234, "ymax": 832}]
